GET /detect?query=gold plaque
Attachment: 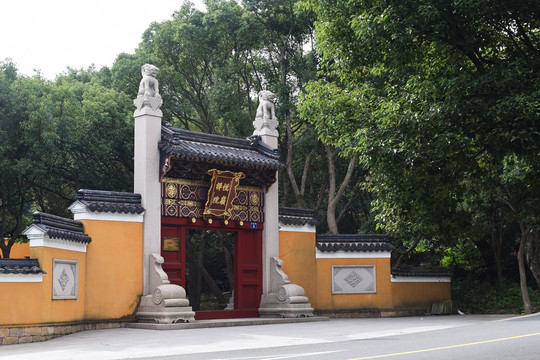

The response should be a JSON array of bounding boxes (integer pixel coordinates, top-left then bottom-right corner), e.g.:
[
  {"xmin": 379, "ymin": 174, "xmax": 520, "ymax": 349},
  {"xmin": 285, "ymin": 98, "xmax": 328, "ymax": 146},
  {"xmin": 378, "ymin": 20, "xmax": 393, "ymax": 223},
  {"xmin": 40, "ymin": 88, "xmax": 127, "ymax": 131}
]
[{"xmin": 163, "ymin": 237, "xmax": 180, "ymax": 251}]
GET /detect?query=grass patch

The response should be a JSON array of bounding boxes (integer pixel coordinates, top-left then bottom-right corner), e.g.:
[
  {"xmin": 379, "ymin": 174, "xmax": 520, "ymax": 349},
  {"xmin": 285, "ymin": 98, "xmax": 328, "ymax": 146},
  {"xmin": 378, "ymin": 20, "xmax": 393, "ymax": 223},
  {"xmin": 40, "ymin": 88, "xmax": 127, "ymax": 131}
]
[{"xmin": 452, "ymin": 280, "xmax": 540, "ymax": 314}]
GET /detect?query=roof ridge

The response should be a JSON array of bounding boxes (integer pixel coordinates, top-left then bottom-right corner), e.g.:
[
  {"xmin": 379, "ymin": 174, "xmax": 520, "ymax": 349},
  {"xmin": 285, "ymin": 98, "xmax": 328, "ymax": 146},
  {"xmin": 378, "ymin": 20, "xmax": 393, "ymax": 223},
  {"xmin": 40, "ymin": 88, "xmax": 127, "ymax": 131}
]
[
  {"xmin": 77, "ymin": 189, "xmax": 142, "ymax": 204},
  {"xmin": 161, "ymin": 124, "xmax": 280, "ymax": 160},
  {"xmin": 32, "ymin": 212, "xmax": 84, "ymax": 233}
]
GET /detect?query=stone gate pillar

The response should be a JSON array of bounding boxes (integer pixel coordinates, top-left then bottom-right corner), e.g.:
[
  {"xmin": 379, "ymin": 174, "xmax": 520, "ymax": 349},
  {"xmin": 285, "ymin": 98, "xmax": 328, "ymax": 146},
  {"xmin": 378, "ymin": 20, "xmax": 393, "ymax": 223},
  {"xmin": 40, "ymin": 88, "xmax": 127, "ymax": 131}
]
[
  {"xmin": 253, "ymin": 91, "xmax": 313, "ymax": 317},
  {"xmin": 252, "ymin": 90, "xmax": 279, "ymax": 295},
  {"xmin": 134, "ymin": 64, "xmax": 163, "ymax": 295}
]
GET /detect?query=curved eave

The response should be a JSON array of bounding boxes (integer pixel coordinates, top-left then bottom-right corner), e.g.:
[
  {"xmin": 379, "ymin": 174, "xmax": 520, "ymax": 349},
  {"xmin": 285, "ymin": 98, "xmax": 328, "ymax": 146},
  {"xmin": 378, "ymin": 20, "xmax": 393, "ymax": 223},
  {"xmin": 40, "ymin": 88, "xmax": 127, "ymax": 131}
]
[{"xmin": 159, "ymin": 142, "xmax": 283, "ymax": 171}]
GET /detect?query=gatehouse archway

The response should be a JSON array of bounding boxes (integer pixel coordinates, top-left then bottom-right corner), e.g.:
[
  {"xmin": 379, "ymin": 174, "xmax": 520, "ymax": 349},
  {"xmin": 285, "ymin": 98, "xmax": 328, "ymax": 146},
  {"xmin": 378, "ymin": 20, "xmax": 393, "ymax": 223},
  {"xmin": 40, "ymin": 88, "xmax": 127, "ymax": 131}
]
[{"xmin": 158, "ymin": 126, "xmax": 280, "ymax": 319}]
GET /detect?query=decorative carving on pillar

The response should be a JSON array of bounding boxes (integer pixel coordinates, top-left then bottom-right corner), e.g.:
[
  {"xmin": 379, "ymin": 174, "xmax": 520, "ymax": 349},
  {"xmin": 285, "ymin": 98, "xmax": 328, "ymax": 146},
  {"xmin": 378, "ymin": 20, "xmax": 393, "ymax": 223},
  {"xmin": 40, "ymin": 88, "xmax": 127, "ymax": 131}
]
[
  {"xmin": 259, "ymin": 257, "xmax": 314, "ymax": 318},
  {"xmin": 135, "ymin": 254, "xmax": 195, "ymax": 324},
  {"xmin": 134, "ymin": 64, "xmax": 163, "ymax": 112},
  {"xmin": 253, "ymin": 90, "xmax": 279, "ymax": 137}
]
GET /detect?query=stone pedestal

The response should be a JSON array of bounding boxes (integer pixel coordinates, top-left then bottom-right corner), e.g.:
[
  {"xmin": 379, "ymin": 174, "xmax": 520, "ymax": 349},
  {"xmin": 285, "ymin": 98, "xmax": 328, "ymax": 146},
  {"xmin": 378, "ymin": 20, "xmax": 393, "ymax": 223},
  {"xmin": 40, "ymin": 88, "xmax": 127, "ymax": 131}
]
[
  {"xmin": 135, "ymin": 254, "xmax": 194, "ymax": 324},
  {"xmin": 259, "ymin": 257, "xmax": 314, "ymax": 318}
]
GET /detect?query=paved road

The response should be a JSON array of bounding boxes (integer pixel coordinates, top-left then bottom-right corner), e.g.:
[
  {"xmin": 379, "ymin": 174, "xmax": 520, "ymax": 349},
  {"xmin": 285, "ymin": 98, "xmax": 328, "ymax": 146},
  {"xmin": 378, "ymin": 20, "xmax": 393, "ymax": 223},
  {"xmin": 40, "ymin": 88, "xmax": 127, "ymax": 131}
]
[{"xmin": 0, "ymin": 314, "xmax": 538, "ymax": 360}]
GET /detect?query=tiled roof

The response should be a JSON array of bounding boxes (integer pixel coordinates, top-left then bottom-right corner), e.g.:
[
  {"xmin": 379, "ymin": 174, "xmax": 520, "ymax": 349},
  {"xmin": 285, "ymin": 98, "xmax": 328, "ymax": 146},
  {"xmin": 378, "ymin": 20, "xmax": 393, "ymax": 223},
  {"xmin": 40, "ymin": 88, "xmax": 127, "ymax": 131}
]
[
  {"xmin": 392, "ymin": 267, "xmax": 452, "ymax": 278},
  {"xmin": 316, "ymin": 234, "xmax": 393, "ymax": 252},
  {"xmin": 279, "ymin": 207, "xmax": 319, "ymax": 226},
  {"xmin": 31, "ymin": 212, "xmax": 92, "ymax": 244},
  {"xmin": 160, "ymin": 125, "xmax": 283, "ymax": 171},
  {"xmin": 0, "ymin": 259, "xmax": 46, "ymax": 275},
  {"xmin": 76, "ymin": 189, "xmax": 145, "ymax": 214}
]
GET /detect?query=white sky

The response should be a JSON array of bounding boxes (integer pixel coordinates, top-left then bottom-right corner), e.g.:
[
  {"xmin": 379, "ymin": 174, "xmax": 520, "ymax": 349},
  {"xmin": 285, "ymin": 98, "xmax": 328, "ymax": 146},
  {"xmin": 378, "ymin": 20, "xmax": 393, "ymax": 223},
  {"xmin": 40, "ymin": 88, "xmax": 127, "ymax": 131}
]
[{"xmin": 2, "ymin": 0, "xmax": 205, "ymax": 79}]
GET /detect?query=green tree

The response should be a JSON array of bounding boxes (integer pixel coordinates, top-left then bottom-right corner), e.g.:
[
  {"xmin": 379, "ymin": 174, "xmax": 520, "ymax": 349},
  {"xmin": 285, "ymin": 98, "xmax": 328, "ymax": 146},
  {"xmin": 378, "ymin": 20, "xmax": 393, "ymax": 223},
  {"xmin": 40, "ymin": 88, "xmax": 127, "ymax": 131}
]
[
  {"xmin": 300, "ymin": 0, "xmax": 540, "ymax": 311},
  {"xmin": 0, "ymin": 63, "xmax": 133, "ymax": 258}
]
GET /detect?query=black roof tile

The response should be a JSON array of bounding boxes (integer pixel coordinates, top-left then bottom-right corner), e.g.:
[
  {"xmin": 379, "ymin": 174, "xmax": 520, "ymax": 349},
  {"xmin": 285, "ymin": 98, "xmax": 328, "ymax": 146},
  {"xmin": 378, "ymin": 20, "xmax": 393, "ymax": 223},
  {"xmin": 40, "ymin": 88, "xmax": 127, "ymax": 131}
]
[
  {"xmin": 31, "ymin": 212, "xmax": 92, "ymax": 244},
  {"xmin": 0, "ymin": 259, "xmax": 46, "ymax": 275},
  {"xmin": 77, "ymin": 189, "xmax": 145, "ymax": 214},
  {"xmin": 391, "ymin": 267, "xmax": 452, "ymax": 278},
  {"xmin": 160, "ymin": 125, "xmax": 283, "ymax": 171},
  {"xmin": 316, "ymin": 234, "xmax": 393, "ymax": 253},
  {"xmin": 279, "ymin": 207, "xmax": 318, "ymax": 226}
]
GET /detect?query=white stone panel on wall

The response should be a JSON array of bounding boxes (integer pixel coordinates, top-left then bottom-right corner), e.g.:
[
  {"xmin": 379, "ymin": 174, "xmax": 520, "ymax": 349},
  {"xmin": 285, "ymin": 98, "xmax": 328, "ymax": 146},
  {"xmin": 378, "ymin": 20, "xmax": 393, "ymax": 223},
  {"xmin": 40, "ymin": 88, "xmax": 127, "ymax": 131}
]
[
  {"xmin": 332, "ymin": 265, "xmax": 376, "ymax": 294},
  {"xmin": 52, "ymin": 259, "xmax": 78, "ymax": 300}
]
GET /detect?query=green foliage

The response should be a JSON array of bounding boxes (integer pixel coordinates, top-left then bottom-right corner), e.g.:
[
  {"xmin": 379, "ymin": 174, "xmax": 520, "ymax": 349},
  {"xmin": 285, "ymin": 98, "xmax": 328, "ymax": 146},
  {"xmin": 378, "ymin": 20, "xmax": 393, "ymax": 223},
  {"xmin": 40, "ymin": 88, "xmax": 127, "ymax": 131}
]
[
  {"xmin": 0, "ymin": 61, "xmax": 133, "ymax": 258},
  {"xmin": 300, "ymin": 0, "xmax": 540, "ymax": 268},
  {"xmin": 453, "ymin": 280, "xmax": 540, "ymax": 314}
]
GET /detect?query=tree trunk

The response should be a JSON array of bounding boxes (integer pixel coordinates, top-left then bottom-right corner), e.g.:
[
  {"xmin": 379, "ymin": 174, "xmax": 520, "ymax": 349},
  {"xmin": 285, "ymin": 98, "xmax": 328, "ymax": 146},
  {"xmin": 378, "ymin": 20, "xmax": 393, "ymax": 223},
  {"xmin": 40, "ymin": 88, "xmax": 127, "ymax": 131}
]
[
  {"xmin": 223, "ymin": 245, "xmax": 234, "ymax": 291},
  {"xmin": 524, "ymin": 230, "xmax": 540, "ymax": 289},
  {"xmin": 517, "ymin": 221, "xmax": 533, "ymax": 315},
  {"xmin": 195, "ymin": 232, "xmax": 207, "ymax": 309},
  {"xmin": 394, "ymin": 234, "xmax": 423, "ymax": 269},
  {"xmin": 186, "ymin": 250, "xmax": 227, "ymax": 304},
  {"xmin": 325, "ymin": 145, "xmax": 356, "ymax": 234}
]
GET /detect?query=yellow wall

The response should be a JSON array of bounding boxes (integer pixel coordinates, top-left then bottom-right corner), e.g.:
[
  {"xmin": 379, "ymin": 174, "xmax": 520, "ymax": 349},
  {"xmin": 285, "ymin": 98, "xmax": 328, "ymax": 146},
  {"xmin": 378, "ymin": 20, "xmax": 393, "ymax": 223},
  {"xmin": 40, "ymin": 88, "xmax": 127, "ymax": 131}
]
[
  {"xmin": 80, "ymin": 219, "xmax": 143, "ymax": 320},
  {"xmin": 392, "ymin": 281, "xmax": 451, "ymax": 310},
  {"xmin": 0, "ymin": 218, "xmax": 143, "ymax": 326},
  {"xmin": 0, "ymin": 246, "xmax": 87, "ymax": 326},
  {"xmin": 279, "ymin": 230, "xmax": 317, "ymax": 302},
  {"xmin": 315, "ymin": 258, "xmax": 393, "ymax": 310},
  {"xmin": 279, "ymin": 230, "xmax": 394, "ymax": 311},
  {"xmin": 9, "ymin": 243, "xmax": 30, "ymax": 258}
]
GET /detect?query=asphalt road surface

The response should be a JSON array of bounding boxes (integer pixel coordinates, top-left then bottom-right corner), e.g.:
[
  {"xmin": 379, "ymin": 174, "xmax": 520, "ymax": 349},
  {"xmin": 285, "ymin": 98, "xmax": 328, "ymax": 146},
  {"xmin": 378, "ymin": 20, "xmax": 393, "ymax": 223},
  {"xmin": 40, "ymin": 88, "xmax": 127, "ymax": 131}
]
[{"xmin": 1, "ymin": 314, "xmax": 538, "ymax": 360}]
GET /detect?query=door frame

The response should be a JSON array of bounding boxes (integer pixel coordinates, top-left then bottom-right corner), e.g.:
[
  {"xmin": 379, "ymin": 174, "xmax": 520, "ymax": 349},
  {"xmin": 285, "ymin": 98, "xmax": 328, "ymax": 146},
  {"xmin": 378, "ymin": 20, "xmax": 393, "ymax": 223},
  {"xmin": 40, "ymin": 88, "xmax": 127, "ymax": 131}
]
[{"xmin": 161, "ymin": 217, "xmax": 263, "ymax": 319}]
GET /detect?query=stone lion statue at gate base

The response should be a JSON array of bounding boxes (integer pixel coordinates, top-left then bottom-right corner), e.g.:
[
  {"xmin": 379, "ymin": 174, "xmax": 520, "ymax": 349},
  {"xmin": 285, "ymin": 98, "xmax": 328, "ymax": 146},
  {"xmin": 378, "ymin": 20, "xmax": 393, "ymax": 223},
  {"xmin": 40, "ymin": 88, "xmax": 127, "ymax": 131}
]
[{"xmin": 137, "ymin": 64, "xmax": 161, "ymax": 98}]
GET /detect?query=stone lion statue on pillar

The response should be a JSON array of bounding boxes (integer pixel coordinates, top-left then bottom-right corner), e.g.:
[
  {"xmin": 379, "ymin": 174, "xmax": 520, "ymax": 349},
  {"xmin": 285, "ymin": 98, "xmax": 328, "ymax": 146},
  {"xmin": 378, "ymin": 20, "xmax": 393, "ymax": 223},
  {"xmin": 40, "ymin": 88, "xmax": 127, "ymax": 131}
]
[
  {"xmin": 137, "ymin": 64, "xmax": 161, "ymax": 98},
  {"xmin": 253, "ymin": 90, "xmax": 278, "ymax": 136}
]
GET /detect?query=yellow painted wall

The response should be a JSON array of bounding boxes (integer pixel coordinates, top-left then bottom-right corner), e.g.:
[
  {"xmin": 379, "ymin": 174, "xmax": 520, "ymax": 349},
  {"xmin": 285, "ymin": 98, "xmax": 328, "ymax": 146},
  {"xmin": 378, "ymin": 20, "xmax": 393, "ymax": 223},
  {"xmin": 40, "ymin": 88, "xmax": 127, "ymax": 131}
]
[
  {"xmin": 80, "ymin": 219, "xmax": 143, "ymax": 320},
  {"xmin": 392, "ymin": 281, "xmax": 451, "ymax": 310},
  {"xmin": 279, "ymin": 230, "xmax": 394, "ymax": 311},
  {"xmin": 0, "ymin": 283, "xmax": 44, "ymax": 325},
  {"xmin": 9, "ymin": 243, "xmax": 30, "ymax": 258},
  {"xmin": 0, "ymin": 246, "xmax": 87, "ymax": 326},
  {"xmin": 279, "ymin": 231, "xmax": 317, "ymax": 303},
  {"xmin": 0, "ymin": 218, "xmax": 143, "ymax": 326},
  {"xmin": 315, "ymin": 258, "xmax": 393, "ymax": 310}
]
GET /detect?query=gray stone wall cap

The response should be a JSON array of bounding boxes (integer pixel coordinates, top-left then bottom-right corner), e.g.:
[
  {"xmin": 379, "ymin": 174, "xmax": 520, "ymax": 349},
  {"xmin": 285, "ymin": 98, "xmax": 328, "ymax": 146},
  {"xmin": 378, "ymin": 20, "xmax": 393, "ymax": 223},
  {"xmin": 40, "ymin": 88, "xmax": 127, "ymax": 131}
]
[
  {"xmin": 391, "ymin": 267, "xmax": 452, "ymax": 278},
  {"xmin": 30, "ymin": 212, "xmax": 92, "ymax": 244},
  {"xmin": 316, "ymin": 234, "xmax": 393, "ymax": 252},
  {"xmin": 0, "ymin": 258, "xmax": 46, "ymax": 274},
  {"xmin": 77, "ymin": 189, "xmax": 145, "ymax": 214},
  {"xmin": 279, "ymin": 207, "xmax": 318, "ymax": 226}
]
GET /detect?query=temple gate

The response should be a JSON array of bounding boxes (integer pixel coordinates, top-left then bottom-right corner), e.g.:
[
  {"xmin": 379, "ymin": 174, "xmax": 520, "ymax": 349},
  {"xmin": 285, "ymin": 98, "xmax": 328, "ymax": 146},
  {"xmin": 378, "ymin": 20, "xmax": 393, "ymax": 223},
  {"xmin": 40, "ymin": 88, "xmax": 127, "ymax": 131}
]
[{"xmin": 158, "ymin": 126, "xmax": 280, "ymax": 319}]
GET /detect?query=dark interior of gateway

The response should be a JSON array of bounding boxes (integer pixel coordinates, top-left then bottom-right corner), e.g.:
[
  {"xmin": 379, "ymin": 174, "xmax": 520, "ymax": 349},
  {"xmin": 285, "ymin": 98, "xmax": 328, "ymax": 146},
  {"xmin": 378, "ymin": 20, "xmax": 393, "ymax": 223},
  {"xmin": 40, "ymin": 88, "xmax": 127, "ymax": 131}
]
[{"xmin": 185, "ymin": 229, "xmax": 234, "ymax": 311}]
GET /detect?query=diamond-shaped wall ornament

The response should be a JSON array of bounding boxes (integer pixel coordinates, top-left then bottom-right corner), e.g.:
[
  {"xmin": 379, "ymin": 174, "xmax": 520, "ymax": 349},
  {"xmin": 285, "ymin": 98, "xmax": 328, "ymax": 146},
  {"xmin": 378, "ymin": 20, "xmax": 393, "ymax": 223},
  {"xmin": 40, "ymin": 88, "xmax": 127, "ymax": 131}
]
[
  {"xmin": 332, "ymin": 265, "xmax": 376, "ymax": 294},
  {"xmin": 52, "ymin": 260, "xmax": 78, "ymax": 299}
]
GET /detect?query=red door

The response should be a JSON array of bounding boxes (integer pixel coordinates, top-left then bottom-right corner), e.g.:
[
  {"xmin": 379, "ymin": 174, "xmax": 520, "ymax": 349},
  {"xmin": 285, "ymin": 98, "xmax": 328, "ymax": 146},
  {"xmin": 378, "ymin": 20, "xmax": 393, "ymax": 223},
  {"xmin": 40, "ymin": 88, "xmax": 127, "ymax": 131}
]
[
  {"xmin": 235, "ymin": 229, "xmax": 263, "ymax": 313},
  {"xmin": 161, "ymin": 225, "xmax": 186, "ymax": 288},
  {"xmin": 160, "ymin": 218, "xmax": 262, "ymax": 319}
]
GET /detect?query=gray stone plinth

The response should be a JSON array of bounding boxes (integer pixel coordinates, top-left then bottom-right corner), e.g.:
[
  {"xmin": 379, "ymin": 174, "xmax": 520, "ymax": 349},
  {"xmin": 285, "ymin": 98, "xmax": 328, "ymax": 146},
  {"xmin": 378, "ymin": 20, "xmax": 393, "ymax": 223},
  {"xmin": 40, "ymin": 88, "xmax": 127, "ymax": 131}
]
[{"xmin": 127, "ymin": 316, "xmax": 328, "ymax": 330}]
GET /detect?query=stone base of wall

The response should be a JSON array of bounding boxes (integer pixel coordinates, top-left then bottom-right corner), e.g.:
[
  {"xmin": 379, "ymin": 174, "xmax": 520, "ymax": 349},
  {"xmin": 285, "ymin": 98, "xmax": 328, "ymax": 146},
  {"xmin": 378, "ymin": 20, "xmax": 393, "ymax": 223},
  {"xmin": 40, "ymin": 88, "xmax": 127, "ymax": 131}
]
[
  {"xmin": 0, "ymin": 321, "xmax": 127, "ymax": 346},
  {"xmin": 314, "ymin": 308, "xmax": 429, "ymax": 318}
]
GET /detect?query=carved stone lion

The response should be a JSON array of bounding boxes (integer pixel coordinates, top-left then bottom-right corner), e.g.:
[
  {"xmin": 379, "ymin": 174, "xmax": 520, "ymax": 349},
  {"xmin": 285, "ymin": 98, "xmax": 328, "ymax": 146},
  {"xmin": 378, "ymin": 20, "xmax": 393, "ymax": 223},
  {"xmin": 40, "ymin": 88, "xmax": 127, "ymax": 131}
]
[
  {"xmin": 253, "ymin": 90, "xmax": 278, "ymax": 135},
  {"xmin": 255, "ymin": 90, "xmax": 276, "ymax": 123},
  {"xmin": 137, "ymin": 64, "xmax": 161, "ymax": 98}
]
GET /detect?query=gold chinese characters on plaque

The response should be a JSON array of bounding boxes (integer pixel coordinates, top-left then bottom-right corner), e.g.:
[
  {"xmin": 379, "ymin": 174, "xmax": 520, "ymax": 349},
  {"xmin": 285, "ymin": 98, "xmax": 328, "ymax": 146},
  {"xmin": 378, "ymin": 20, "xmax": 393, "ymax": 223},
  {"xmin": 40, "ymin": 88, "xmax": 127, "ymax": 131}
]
[
  {"xmin": 203, "ymin": 169, "xmax": 245, "ymax": 220},
  {"xmin": 163, "ymin": 237, "xmax": 180, "ymax": 251}
]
